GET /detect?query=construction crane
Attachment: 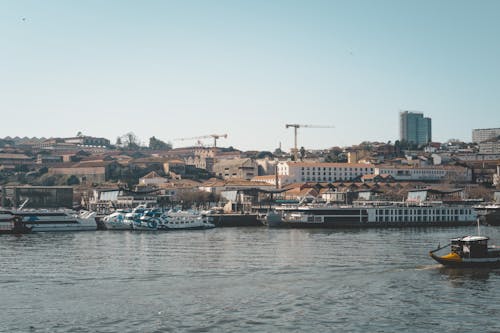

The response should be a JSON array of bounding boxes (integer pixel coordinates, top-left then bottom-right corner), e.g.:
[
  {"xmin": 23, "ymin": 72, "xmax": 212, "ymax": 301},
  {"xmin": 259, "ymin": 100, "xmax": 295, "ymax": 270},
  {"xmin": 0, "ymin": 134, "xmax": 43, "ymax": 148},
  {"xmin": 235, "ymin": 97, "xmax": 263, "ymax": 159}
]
[
  {"xmin": 173, "ymin": 134, "xmax": 228, "ymax": 148},
  {"xmin": 285, "ymin": 124, "xmax": 334, "ymax": 160}
]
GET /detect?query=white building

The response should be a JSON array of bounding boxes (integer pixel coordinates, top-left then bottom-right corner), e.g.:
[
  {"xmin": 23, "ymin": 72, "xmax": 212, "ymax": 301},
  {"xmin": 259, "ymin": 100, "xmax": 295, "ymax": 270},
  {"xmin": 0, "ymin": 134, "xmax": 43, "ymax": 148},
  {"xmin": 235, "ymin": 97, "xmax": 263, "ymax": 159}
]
[
  {"xmin": 472, "ymin": 128, "xmax": 500, "ymax": 143},
  {"xmin": 212, "ymin": 158, "xmax": 258, "ymax": 180},
  {"xmin": 276, "ymin": 162, "xmax": 374, "ymax": 186},
  {"xmin": 374, "ymin": 166, "xmax": 472, "ymax": 182},
  {"xmin": 139, "ymin": 171, "xmax": 167, "ymax": 185},
  {"xmin": 479, "ymin": 141, "xmax": 500, "ymax": 154}
]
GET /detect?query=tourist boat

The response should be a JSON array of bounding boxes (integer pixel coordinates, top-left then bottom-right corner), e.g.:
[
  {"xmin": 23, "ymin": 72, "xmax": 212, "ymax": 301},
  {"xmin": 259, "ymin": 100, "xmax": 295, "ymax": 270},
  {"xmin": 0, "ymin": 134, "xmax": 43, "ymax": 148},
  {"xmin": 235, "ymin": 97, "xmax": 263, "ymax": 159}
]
[
  {"xmin": 102, "ymin": 209, "xmax": 132, "ymax": 230},
  {"xmin": 0, "ymin": 210, "xmax": 32, "ymax": 234},
  {"xmin": 265, "ymin": 202, "xmax": 477, "ymax": 228},
  {"xmin": 429, "ymin": 235, "xmax": 500, "ymax": 268},
  {"xmin": 10, "ymin": 209, "xmax": 97, "ymax": 232},
  {"xmin": 475, "ymin": 204, "xmax": 500, "ymax": 226},
  {"xmin": 158, "ymin": 210, "xmax": 215, "ymax": 230},
  {"xmin": 131, "ymin": 209, "xmax": 162, "ymax": 231}
]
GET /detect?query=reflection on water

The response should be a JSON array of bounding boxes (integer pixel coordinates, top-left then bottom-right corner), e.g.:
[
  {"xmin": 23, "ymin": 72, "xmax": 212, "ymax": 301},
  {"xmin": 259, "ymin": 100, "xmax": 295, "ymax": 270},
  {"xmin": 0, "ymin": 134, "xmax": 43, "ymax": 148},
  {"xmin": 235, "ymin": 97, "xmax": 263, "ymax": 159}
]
[
  {"xmin": 437, "ymin": 266, "xmax": 499, "ymax": 288},
  {"xmin": 1, "ymin": 226, "xmax": 500, "ymax": 333}
]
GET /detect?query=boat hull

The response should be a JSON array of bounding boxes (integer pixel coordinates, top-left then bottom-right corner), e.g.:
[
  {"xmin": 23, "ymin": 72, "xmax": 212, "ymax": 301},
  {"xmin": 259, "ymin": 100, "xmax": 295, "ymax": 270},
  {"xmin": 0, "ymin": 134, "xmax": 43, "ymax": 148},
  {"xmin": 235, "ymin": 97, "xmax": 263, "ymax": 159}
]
[
  {"xmin": 26, "ymin": 223, "xmax": 97, "ymax": 232},
  {"xmin": 430, "ymin": 253, "xmax": 500, "ymax": 268}
]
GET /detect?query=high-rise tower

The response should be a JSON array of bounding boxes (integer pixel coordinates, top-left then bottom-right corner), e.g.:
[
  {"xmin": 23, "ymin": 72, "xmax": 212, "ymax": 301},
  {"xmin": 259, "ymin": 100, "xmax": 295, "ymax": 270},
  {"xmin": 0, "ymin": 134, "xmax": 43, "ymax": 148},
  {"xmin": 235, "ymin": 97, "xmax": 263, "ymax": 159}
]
[{"xmin": 399, "ymin": 111, "xmax": 432, "ymax": 145}]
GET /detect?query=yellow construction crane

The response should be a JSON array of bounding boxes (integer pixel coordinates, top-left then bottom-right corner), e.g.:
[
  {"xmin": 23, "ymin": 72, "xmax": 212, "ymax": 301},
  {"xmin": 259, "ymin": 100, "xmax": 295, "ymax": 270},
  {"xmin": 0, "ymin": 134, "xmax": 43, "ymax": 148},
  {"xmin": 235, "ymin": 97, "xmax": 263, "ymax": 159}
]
[
  {"xmin": 173, "ymin": 134, "xmax": 228, "ymax": 147},
  {"xmin": 285, "ymin": 124, "xmax": 334, "ymax": 160}
]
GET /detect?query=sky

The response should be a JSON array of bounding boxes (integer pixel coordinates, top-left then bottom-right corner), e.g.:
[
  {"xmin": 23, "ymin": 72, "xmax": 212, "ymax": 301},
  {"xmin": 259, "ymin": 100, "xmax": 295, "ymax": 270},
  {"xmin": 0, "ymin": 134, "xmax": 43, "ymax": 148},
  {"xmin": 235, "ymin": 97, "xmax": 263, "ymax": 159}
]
[{"xmin": 1, "ymin": 0, "xmax": 499, "ymax": 151}]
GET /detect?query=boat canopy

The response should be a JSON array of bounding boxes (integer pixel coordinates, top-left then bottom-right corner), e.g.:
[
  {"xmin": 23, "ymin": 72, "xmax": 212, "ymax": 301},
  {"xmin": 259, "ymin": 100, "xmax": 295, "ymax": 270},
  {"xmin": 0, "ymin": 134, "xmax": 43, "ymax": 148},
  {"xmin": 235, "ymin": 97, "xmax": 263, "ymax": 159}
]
[{"xmin": 461, "ymin": 236, "xmax": 489, "ymax": 242}]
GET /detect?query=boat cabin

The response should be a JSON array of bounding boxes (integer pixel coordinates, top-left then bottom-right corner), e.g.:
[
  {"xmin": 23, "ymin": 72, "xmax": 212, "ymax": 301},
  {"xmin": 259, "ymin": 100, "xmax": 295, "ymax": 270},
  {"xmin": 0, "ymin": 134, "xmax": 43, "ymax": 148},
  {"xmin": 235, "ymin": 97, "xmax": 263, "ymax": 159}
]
[{"xmin": 451, "ymin": 236, "xmax": 489, "ymax": 258}]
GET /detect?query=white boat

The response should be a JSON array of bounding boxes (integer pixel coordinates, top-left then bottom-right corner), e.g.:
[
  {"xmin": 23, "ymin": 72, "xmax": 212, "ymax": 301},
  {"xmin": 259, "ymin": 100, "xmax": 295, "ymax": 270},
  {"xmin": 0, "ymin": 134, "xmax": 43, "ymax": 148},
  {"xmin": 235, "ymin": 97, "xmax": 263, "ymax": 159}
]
[
  {"xmin": 266, "ymin": 202, "xmax": 477, "ymax": 228},
  {"xmin": 102, "ymin": 209, "xmax": 132, "ymax": 230},
  {"xmin": 131, "ymin": 209, "xmax": 162, "ymax": 231},
  {"xmin": 12, "ymin": 209, "xmax": 97, "ymax": 232},
  {"xmin": 159, "ymin": 210, "xmax": 215, "ymax": 230}
]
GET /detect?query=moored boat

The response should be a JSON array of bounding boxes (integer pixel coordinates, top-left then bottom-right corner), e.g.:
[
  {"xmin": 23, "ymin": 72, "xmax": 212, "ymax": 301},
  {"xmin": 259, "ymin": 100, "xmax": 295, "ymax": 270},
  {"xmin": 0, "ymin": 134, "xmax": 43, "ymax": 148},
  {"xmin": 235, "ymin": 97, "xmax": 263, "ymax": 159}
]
[
  {"xmin": 102, "ymin": 209, "xmax": 132, "ymax": 230},
  {"xmin": 159, "ymin": 211, "xmax": 215, "ymax": 230},
  {"xmin": 475, "ymin": 204, "xmax": 500, "ymax": 226},
  {"xmin": 8, "ymin": 209, "xmax": 97, "ymax": 232},
  {"xmin": 0, "ymin": 211, "xmax": 32, "ymax": 234},
  {"xmin": 131, "ymin": 209, "xmax": 162, "ymax": 231},
  {"xmin": 264, "ymin": 203, "xmax": 477, "ymax": 228}
]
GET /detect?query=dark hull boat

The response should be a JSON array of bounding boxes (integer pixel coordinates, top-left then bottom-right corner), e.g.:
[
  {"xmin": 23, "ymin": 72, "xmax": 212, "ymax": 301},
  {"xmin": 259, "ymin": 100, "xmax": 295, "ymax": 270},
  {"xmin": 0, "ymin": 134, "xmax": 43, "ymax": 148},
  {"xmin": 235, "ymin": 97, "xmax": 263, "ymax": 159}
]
[
  {"xmin": 0, "ymin": 211, "xmax": 32, "ymax": 234},
  {"xmin": 429, "ymin": 235, "xmax": 500, "ymax": 268}
]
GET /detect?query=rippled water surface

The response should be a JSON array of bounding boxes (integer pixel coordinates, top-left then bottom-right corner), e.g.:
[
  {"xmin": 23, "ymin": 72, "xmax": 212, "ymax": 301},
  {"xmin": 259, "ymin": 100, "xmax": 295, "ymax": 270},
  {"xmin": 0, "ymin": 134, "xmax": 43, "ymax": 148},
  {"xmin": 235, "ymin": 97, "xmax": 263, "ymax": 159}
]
[{"xmin": 1, "ymin": 226, "xmax": 500, "ymax": 332}]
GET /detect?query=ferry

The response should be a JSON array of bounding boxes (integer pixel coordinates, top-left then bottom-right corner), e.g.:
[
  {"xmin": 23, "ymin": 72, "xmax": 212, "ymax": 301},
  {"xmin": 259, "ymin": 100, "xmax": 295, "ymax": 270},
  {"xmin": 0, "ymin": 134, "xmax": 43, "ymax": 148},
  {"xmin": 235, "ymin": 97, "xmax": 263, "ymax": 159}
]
[
  {"xmin": 475, "ymin": 204, "xmax": 500, "ymax": 226},
  {"xmin": 102, "ymin": 209, "xmax": 133, "ymax": 230},
  {"xmin": 11, "ymin": 209, "xmax": 97, "ymax": 232},
  {"xmin": 265, "ymin": 202, "xmax": 477, "ymax": 228},
  {"xmin": 159, "ymin": 211, "xmax": 215, "ymax": 230},
  {"xmin": 0, "ymin": 210, "xmax": 31, "ymax": 234}
]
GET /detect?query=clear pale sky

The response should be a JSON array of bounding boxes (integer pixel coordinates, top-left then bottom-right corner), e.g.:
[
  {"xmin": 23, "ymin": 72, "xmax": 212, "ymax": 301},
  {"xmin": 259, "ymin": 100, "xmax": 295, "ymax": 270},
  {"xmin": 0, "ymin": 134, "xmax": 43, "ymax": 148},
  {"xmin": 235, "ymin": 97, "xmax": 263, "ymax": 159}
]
[{"xmin": 1, "ymin": 0, "xmax": 499, "ymax": 151}]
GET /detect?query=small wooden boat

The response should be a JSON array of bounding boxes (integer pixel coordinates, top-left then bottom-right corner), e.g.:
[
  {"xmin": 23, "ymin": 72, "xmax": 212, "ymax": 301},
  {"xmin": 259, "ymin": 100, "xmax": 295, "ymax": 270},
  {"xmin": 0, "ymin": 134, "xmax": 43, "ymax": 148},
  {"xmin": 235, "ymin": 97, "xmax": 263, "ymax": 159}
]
[{"xmin": 429, "ymin": 235, "xmax": 500, "ymax": 268}]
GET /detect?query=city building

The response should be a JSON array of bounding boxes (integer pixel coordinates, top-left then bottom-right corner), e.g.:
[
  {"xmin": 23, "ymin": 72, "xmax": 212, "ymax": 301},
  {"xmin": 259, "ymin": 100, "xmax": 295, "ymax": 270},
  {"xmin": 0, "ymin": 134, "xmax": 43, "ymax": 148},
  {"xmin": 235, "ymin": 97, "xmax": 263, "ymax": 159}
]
[
  {"xmin": 276, "ymin": 162, "xmax": 374, "ymax": 186},
  {"xmin": 399, "ymin": 111, "xmax": 432, "ymax": 146},
  {"xmin": 212, "ymin": 158, "xmax": 258, "ymax": 180},
  {"xmin": 64, "ymin": 136, "xmax": 111, "ymax": 147},
  {"xmin": 472, "ymin": 128, "xmax": 500, "ymax": 143},
  {"xmin": 139, "ymin": 171, "xmax": 167, "ymax": 185},
  {"xmin": 479, "ymin": 141, "xmax": 500, "ymax": 154},
  {"xmin": 49, "ymin": 161, "xmax": 119, "ymax": 184},
  {"xmin": 2, "ymin": 186, "xmax": 73, "ymax": 209},
  {"xmin": 374, "ymin": 165, "xmax": 472, "ymax": 182}
]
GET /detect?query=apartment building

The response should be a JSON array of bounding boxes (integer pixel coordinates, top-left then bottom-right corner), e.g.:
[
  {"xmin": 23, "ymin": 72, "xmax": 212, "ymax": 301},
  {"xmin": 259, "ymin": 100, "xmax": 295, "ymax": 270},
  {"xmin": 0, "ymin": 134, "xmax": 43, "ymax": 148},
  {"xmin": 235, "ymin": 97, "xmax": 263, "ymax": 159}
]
[
  {"xmin": 472, "ymin": 128, "xmax": 500, "ymax": 143},
  {"xmin": 374, "ymin": 165, "xmax": 472, "ymax": 182},
  {"xmin": 276, "ymin": 162, "xmax": 374, "ymax": 186}
]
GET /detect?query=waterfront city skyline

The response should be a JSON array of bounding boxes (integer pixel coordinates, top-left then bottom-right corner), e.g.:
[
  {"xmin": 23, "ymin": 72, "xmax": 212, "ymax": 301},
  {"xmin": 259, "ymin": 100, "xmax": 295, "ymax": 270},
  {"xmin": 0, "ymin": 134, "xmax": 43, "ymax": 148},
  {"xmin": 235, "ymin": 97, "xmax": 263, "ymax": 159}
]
[{"xmin": 1, "ymin": 0, "xmax": 500, "ymax": 151}]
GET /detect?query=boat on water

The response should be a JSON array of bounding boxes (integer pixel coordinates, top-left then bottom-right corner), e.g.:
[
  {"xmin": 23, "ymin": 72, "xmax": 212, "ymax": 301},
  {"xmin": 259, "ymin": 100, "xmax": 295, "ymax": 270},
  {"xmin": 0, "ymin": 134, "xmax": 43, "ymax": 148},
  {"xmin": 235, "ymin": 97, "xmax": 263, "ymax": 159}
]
[
  {"xmin": 429, "ymin": 235, "xmax": 500, "ymax": 268},
  {"xmin": 265, "ymin": 202, "xmax": 477, "ymax": 228},
  {"xmin": 158, "ymin": 211, "xmax": 215, "ymax": 230},
  {"xmin": 0, "ymin": 210, "xmax": 32, "ymax": 234},
  {"xmin": 132, "ymin": 209, "xmax": 163, "ymax": 231},
  {"xmin": 475, "ymin": 204, "xmax": 500, "ymax": 226},
  {"xmin": 102, "ymin": 209, "xmax": 132, "ymax": 230},
  {"xmin": 11, "ymin": 209, "xmax": 97, "ymax": 232},
  {"xmin": 102, "ymin": 206, "xmax": 215, "ymax": 231}
]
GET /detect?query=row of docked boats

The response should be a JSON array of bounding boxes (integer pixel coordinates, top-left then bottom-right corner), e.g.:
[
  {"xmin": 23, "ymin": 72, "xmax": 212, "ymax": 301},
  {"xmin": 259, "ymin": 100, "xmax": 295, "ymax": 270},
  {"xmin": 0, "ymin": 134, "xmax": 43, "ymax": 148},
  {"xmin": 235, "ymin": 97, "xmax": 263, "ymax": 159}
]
[
  {"xmin": 0, "ymin": 205, "xmax": 214, "ymax": 234},
  {"xmin": 102, "ymin": 205, "xmax": 215, "ymax": 231}
]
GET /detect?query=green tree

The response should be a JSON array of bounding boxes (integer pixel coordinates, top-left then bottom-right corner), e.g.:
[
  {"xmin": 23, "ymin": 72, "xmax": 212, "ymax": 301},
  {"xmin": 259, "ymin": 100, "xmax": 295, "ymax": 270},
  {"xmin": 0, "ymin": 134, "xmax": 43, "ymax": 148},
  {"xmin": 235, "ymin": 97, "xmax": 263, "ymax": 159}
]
[
  {"xmin": 121, "ymin": 132, "xmax": 141, "ymax": 149},
  {"xmin": 299, "ymin": 146, "xmax": 306, "ymax": 161},
  {"xmin": 148, "ymin": 136, "xmax": 172, "ymax": 150},
  {"xmin": 66, "ymin": 175, "xmax": 80, "ymax": 185}
]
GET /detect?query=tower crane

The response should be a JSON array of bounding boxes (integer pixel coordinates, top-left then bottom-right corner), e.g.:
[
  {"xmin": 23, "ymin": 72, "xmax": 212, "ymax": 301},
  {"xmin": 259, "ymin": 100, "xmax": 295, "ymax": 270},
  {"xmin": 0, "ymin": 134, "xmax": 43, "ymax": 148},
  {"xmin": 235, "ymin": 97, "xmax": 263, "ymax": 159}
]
[
  {"xmin": 285, "ymin": 124, "xmax": 334, "ymax": 160},
  {"xmin": 173, "ymin": 133, "xmax": 228, "ymax": 148}
]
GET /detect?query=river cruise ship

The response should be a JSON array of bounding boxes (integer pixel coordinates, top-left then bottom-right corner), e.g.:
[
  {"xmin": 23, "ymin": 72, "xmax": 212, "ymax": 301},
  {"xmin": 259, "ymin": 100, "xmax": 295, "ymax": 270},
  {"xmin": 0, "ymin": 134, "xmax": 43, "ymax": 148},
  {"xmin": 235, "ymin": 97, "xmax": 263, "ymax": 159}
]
[{"xmin": 265, "ymin": 202, "xmax": 477, "ymax": 228}]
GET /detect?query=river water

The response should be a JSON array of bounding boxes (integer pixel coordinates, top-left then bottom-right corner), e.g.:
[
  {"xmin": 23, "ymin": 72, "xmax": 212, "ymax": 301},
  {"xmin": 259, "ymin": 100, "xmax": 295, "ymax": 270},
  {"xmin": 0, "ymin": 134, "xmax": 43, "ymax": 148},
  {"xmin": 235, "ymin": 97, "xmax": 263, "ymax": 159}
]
[{"xmin": 1, "ymin": 226, "xmax": 500, "ymax": 333}]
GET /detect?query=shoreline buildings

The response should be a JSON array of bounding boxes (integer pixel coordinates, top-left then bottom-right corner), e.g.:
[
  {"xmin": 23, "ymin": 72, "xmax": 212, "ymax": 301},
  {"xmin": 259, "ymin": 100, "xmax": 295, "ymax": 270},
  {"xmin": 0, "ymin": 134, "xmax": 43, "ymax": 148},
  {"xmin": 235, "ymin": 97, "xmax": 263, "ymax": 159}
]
[{"xmin": 472, "ymin": 128, "xmax": 500, "ymax": 143}]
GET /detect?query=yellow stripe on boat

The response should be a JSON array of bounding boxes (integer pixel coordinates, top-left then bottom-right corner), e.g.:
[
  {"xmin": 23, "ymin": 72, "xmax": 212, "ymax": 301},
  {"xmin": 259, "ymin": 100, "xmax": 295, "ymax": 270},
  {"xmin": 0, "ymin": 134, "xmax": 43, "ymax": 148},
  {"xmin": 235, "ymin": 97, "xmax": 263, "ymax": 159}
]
[{"xmin": 441, "ymin": 252, "xmax": 462, "ymax": 261}]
